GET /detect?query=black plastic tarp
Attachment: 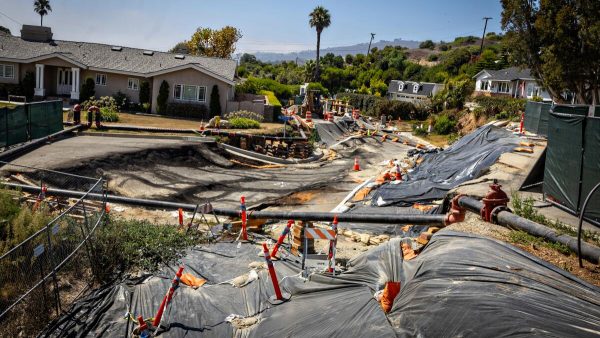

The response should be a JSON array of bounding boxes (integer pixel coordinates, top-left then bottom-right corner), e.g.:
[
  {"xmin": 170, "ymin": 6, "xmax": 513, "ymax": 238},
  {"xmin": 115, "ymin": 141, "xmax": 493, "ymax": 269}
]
[
  {"xmin": 314, "ymin": 121, "xmax": 348, "ymax": 146},
  {"xmin": 371, "ymin": 125, "xmax": 519, "ymax": 206},
  {"xmin": 580, "ymin": 117, "xmax": 600, "ymax": 223},
  {"xmin": 543, "ymin": 112, "xmax": 585, "ymax": 211},
  {"xmin": 41, "ymin": 231, "xmax": 600, "ymax": 337}
]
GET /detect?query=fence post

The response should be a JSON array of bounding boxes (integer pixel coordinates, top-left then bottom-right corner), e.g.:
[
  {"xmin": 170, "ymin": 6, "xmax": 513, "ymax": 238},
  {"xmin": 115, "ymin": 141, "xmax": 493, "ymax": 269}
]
[{"xmin": 45, "ymin": 222, "xmax": 62, "ymax": 315}]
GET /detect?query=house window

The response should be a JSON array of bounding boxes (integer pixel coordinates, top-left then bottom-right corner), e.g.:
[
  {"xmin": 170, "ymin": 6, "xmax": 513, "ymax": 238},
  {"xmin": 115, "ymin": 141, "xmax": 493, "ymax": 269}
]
[
  {"xmin": 498, "ymin": 82, "xmax": 510, "ymax": 93},
  {"xmin": 95, "ymin": 73, "xmax": 107, "ymax": 86},
  {"xmin": 413, "ymin": 84, "xmax": 419, "ymax": 93},
  {"xmin": 174, "ymin": 84, "xmax": 206, "ymax": 102},
  {"xmin": 398, "ymin": 82, "xmax": 404, "ymax": 91},
  {"xmin": 0, "ymin": 64, "xmax": 14, "ymax": 79},
  {"xmin": 128, "ymin": 78, "xmax": 139, "ymax": 91}
]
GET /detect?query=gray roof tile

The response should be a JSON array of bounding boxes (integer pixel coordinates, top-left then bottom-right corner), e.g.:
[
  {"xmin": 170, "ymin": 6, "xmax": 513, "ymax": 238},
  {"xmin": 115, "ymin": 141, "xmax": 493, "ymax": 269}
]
[{"xmin": 0, "ymin": 35, "xmax": 236, "ymax": 81}]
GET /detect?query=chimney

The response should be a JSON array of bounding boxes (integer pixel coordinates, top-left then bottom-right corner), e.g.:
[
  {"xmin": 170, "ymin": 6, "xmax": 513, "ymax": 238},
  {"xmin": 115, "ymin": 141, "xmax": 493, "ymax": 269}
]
[{"xmin": 20, "ymin": 25, "xmax": 53, "ymax": 42}]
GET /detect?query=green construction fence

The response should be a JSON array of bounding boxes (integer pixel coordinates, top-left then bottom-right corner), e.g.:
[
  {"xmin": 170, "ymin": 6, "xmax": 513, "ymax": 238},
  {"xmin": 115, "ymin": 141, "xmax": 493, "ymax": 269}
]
[
  {"xmin": 544, "ymin": 109, "xmax": 600, "ymax": 224},
  {"xmin": 0, "ymin": 100, "xmax": 63, "ymax": 148},
  {"xmin": 524, "ymin": 101, "xmax": 552, "ymax": 136}
]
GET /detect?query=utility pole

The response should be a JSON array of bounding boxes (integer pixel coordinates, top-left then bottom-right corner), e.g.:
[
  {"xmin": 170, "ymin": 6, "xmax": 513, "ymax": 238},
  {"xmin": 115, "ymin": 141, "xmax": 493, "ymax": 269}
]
[
  {"xmin": 479, "ymin": 17, "xmax": 492, "ymax": 56},
  {"xmin": 367, "ymin": 33, "xmax": 376, "ymax": 56}
]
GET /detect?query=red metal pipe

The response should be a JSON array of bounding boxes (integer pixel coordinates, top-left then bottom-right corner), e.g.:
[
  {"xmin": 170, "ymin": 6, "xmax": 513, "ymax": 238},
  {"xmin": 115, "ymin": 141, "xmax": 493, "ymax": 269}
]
[
  {"xmin": 262, "ymin": 242, "xmax": 283, "ymax": 300},
  {"xmin": 152, "ymin": 266, "xmax": 184, "ymax": 327},
  {"xmin": 271, "ymin": 219, "xmax": 293, "ymax": 258}
]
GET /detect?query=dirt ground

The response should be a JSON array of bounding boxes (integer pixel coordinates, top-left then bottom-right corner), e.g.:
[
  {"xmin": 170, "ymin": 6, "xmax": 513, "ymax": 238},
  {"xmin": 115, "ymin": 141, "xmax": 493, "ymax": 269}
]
[{"xmin": 63, "ymin": 111, "xmax": 285, "ymax": 135}]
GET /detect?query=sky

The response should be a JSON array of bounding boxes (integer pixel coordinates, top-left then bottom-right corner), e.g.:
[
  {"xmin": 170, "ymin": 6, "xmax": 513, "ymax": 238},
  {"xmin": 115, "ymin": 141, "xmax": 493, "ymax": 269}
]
[{"xmin": 0, "ymin": 0, "xmax": 504, "ymax": 54}]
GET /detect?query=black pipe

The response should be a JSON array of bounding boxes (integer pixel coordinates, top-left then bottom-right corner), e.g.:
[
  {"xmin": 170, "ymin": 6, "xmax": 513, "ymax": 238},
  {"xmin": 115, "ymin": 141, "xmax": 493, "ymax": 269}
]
[
  {"xmin": 2, "ymin": 183, "xmax": 447, "ymax": 225},
  {"xmin": 458, "ymin": 196, "xmax": 600, "ymax": 264},
  {"xmin": 577, "ymin": 182, "xmax": 600, "ymax": 267},
  {"xmin": 0, "ymin": 125, "xmax": 82, "ymax": 161}
]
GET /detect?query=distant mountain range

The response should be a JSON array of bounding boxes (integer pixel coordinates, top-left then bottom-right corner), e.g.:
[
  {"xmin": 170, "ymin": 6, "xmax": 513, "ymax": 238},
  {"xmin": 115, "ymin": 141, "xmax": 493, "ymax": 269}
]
[{"xmin": 242, "ymin": 38, "xmax": 421, "ymax": 63}]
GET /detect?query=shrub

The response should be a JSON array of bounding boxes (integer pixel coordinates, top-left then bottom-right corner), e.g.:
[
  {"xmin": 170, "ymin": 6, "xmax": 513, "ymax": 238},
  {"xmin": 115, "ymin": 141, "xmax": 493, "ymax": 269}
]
[
  {"xmin": 433, "ymin": 114, "xmax": 457, "ymax": 134},
  {"xmin": 157, "ymin": 80, "xmax": 169, "ymax": 114},
  {"xmin": 139, "ymin": 81, "xmax": 150, "ymax": 104},
  {"xmin": 374, "ymin": 100, "xmax": 419, "ymax": 120},
  {"xmin": 112, "ymin": 91, "xmax": 129, "ymax": 110},
  {"xmin": 427, "ymin": 54, "xmax": 439, "ymax": 62},
  {"xmin": 224, "ymin": 110, "xmax": 264, "ymax": 122},
  {"xmin": 473, "ymin": 96, "xmax": 526, "ymax": 118},
  {"xmin": 99, "ymin": 107, "xmax": 119, "ymax": 122},
  {"xmin": 81, "ymin": 96, "xmax": 118, "ymax": 111},
  {"xmin": 93, "ymin": 217, "xmax": 203, "ymax": 279},
  {"xmin": 209, "ymin": 85, "xmax": 222, "ymax": 117},
  {"xmin": 80, "ymin": 78, "xmax": 95, "ymax": 102},
  {"xmin": 229, "ymin": 117, "xmax": 260, "ymax": 129},
  {"xmin": 164, "ymin": 102, "xmax": 209, "ymax": 119},
  {"xmin": 142, "ymin": 103, "xmax": 151, "ymax": 113},
  {"xmin": 259, "ymin": 90, "xmax": 281, "ymax": 107},
  {"xmin": 419, "ymin": 40, "xmax": 436, "ymax": 49},
  {"xmin": 412, "ymin": 124, "xmax": 428, "ymax": 136},
  {"xmin": 235, "ymin": 76, "xmax": 298, "ymax": 101}
]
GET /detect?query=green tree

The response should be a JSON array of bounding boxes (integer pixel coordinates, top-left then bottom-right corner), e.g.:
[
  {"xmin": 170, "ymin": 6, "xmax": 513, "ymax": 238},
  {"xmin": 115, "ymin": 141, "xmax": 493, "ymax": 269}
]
[
  {"xmin": 33, "ymin": 0, "xmax": 52, "ymax": 26},
  {"xmin": 501, "ymin": 0, "xmax": 600, "ymax": 104},
  {"xmin": 209, "ymin": 85, "xmax": 221, "ymax": 117},
  {"xmin": 80, "ymin": 78, "xmax": 95, "ymax": 101},
  {"xmin": 186, "ymin": 26, "xmax": 242, "ymax": 58},
  {"xmin": 157, "ymin": 80, "xmax": 169, "ymax": 114},
  {"xmin": 309, "ymin": 6, "xmax": 331, "ymax": 80},
  {"xmin": 139, "ymin": 81, "xmax": 150, "ymax": 104},
  {"xmin": 419, "ymin": 40, "xmax": 436, "ymax": 49},
  {"xmin": 169, "ymin": 41, "xmax": 189, "ymax": 54}
]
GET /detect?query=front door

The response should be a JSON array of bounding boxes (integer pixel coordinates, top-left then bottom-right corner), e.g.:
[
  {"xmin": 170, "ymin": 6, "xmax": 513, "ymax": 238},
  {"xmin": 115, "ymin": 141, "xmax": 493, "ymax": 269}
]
[{"xmin": 57, "ymin": 68, "xmax": 72, "ymax": 96}]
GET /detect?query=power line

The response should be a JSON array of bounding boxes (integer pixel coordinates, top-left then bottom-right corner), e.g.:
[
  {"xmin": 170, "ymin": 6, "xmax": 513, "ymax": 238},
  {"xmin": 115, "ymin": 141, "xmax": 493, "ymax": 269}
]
[{"xmin": 0, "ymin": 10, "xmax": 22, "ymax": 26}]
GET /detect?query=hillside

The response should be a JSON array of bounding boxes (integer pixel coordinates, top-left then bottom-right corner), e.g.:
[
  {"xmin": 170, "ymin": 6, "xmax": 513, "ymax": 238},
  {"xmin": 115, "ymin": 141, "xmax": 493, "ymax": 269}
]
[{"xmin": 246, "ymin": 38, "xmax": 420, "ymax": 63}]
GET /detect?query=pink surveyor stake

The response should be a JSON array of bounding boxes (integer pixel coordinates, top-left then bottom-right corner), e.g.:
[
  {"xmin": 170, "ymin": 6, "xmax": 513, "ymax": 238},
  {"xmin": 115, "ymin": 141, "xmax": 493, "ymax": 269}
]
[
  {"xmin": 240, "ymin": 196, "xmax": 248, "ymax": 241},
  {"xmin": 262, "ymin": 242, "xmax": 291, "ymax": 304},
  {"xmin": 271, "ymin": 219, "xmax": 294, "ymax": 258},
  {"xmin": 328, "ymin": 215, "xmax": 339, "ymax": 274}
]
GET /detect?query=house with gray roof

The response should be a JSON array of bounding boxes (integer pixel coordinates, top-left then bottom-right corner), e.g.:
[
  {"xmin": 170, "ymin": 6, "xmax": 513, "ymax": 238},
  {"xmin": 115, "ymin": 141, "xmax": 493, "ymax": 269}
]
[
  {"xmin": 473, "ymin": 67, "xmax": 551, "ymax": 101},
  {"xmin": 387, "ymin": 80, "xmax": 444, "ymax": 105},
  {"xmin": 0, "ymin": 25, "xmax": 236, "ymax": 114}
]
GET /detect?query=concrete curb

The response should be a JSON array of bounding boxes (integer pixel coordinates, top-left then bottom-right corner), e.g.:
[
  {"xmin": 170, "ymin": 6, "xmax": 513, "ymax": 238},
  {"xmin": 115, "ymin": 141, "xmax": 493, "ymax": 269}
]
[{"xmin": 78, "ymin": 131, "xmax": 216, "ymax": 143}]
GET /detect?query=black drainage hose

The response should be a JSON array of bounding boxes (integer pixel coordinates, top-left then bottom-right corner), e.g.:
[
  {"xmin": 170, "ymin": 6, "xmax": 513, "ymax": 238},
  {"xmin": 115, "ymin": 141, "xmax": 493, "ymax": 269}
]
[
  {"xmin": 578, "ymin": 182, "xmax": 600, "ymax": 267},
  {"xmin": 458, "ymin": 196, "xmax": 600, "ymax": 264}
]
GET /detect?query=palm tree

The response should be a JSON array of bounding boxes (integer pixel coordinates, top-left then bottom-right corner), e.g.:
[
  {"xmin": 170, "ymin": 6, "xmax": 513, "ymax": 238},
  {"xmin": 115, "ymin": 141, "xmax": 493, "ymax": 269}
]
[
  {"xmin": 33, "ymin": 0, "xmax": 52, "ymax": 26},
  {"xmin": 309, "ymin": 6, "xmax": 331, "ymax": 81}
]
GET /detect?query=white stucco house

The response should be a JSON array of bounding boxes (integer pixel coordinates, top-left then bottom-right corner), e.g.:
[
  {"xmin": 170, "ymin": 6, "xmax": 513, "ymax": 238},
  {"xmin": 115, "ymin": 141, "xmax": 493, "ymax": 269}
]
[
  {"xmin": 387, "ymin": 80, "xmax": 444, "ymax": 105},
  {"xmin": 0, "ymin": 25, "xmax": 236, "ymax": 114},
  {"xmin": 472, "ymin": 67, "xmax": 551, "ymax": 101}
]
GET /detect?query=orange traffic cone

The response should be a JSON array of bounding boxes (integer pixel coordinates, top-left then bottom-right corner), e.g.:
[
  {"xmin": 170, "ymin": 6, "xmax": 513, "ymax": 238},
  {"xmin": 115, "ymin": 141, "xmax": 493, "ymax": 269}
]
[
  {"xmin": 353, "ymin": 157, "xmax": 361, "ymax": 171},
  {"xmin": 395, "ymin": 164, "xmax": 402, "ymax": 181}
]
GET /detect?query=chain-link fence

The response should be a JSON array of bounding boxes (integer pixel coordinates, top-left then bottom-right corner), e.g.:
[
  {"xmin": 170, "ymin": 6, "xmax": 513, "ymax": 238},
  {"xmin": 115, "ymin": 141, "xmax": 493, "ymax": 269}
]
[{"xmin": 0, "ymin": 163, "xmax": 106, "ymax": 337}]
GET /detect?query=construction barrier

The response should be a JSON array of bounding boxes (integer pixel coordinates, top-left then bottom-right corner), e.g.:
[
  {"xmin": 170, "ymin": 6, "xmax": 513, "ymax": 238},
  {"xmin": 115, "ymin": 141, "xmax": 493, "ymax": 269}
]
[
  {"xmin": 0, "ymin": 100, "xmax": 63, "ymax": 148},
  {"xmin": 524, "ymin": 101, "xmax": 551, "ymax": 136},
  {"xmin": 262, "ymin": 242, "xmax": 290, "ymax": 304},
  {"xmin": 327, "ymin": 216, "xmax": 338, "ymax": 274},
  {"xmin": 152, "ymin": 266, "xmax": 184, "ymax": 330},
  {"xmin": 240, "ymin": 196, "xmax": 248, "ymax": 241},
  {"xmin": 544, "ymin": 111, "xmax": 600, "ymax": 224},
  {"xmin": 302, "ymin": 227, "xmax": 337, "ymax": 275}
]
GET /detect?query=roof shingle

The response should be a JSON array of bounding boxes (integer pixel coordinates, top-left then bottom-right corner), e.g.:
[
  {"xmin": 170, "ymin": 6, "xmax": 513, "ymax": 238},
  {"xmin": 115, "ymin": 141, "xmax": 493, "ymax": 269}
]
[{"xmin": 0, "ymin": 35, "xmax": 236, "ymax": 81}]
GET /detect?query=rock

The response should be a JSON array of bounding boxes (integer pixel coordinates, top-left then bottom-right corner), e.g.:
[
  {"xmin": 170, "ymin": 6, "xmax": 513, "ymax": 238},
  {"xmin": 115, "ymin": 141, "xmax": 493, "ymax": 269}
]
[
  {"xmin": 377, "ymin": 235, "xmax": 390, "ymax": 242},
  {"xmin": 248, "ymin": 261, "xmax": 266, "ymax": 270},
  {"xmin": 344, "ymin": 229, "xmax": 354, "ymax": 237},
  {"xmin": 369, "ymin": 237, "xmax": 381, "ymax": 245},
  {"xmin": 360, "ymin": 234, "xmax": 371, "ymax": 245},
  {"xmin": 351, "ymin": 234, "xmax": 361, "ymax": 242}
]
